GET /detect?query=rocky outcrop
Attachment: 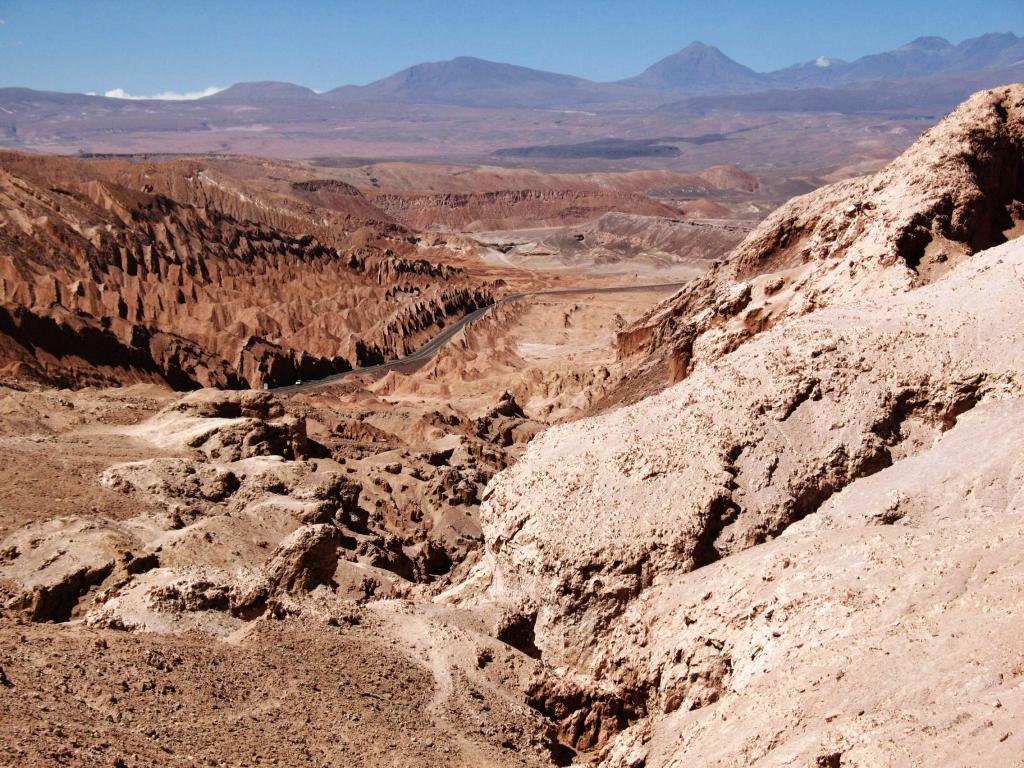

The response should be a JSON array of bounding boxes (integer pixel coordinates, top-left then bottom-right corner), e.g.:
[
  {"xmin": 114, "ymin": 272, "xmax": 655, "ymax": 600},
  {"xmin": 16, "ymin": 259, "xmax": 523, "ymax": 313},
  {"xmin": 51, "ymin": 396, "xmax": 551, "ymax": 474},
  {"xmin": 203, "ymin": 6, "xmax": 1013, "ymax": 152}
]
[
  {"xmin": 618, "ymin": 85, "xmax": 1024, "ymax": 386},
  {"xmin": 472, "ymin": 86, "xmax": 1024, "ymax": 763},
  {"xmin": 475, "ymin": 392, "xmax": 545, "ymax": 448},
  {"xmin": 0, "ymin": 387, "xmax": 469, "ymax": 629},
  {"xmin": 235, "ymin": 336, "xmax": 351, "ymax": 390},
  {"xmin": 140, "ymin": 390, "xmax": 311, "ymax": 461},
  {"xmin": 0, "ymin": 518, "xmax": 140, "ymax": 622},
  {"xmin": 0, "ymin": 302, "xmax": 241, "ymax": 389},
  {"xmin": 258, "ymin": 524, "xmax": 342, "ymax": 594},
  {"xmin": 233, "ymin": 524, "xmax": 342, "ymax": 613},
  {"xmin": 373, "ymin": 286, "xmax": 495, "ymax": 361},
  {"xmin": 481, "ymin": 230, "xmax": 1024, "ymax": 764}
]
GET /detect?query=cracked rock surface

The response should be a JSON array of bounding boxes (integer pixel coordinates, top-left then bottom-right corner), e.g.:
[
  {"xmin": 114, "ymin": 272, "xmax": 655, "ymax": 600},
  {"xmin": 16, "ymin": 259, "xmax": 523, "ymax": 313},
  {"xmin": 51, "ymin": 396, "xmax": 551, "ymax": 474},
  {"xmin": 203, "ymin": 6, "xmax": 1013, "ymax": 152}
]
[{"xmin": 471, "ymin": 86, "xmax": 1024, "ymax": 764}]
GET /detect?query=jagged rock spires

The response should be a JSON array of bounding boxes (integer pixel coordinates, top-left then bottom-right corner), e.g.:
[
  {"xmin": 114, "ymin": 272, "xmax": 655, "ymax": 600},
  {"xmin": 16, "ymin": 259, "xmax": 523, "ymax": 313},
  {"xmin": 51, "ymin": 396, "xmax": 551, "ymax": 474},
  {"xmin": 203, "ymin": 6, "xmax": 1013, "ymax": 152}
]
[{"xmin": 0, "ymin": 153, "xmax": 497, "ymax": 389}]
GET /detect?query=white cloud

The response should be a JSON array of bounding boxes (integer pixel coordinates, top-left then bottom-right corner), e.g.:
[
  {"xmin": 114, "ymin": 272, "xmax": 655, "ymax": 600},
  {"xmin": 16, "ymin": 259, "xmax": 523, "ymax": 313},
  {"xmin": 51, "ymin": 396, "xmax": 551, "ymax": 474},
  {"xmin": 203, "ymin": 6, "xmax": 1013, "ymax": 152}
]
[{"xmin": 102, "ymin": 85, "xmax": 224, "ymax": 101}]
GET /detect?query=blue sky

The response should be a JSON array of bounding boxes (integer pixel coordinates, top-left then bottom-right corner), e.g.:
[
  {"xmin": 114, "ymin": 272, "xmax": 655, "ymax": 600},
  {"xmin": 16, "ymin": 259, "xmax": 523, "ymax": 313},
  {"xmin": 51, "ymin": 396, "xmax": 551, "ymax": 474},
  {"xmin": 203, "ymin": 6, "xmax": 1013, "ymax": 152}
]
[{"xmin": 1, "ymin": 0, "xmax": 1022, "ymax": 97}]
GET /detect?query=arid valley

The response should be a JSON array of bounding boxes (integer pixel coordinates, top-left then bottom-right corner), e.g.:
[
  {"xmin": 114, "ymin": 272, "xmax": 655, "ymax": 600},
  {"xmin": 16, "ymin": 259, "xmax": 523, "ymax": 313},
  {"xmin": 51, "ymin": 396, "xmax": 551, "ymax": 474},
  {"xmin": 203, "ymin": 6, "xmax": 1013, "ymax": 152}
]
[{"xmin": 1, "ymin": 6, "xmax": 1024, "ymax": 767}]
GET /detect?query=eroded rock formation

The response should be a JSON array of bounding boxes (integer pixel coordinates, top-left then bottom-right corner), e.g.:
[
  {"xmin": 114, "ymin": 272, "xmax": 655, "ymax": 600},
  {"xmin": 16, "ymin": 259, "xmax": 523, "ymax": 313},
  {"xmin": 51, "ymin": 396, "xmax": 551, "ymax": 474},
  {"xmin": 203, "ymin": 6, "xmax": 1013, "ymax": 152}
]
[
  {"xmin": 471, "ymin": 85, "xmax": 1024, "ymax": 764},
  {"xmin": 2, "ymin": 85, "xmax": 1024, "ymax": 768},
  {"xmin": 617, "ymin": 85, "xmax": 1024, "ymax": 388},
  {"xmin": 0, "ymin": 153, "xmax": 497, "ymax": 388}
]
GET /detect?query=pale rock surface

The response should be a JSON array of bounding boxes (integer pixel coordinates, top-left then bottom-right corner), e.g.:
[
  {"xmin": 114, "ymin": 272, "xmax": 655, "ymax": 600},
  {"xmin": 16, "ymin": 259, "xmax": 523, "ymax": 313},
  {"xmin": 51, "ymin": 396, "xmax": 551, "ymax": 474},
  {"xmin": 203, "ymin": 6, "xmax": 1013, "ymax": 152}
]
[
  {"xmin": 619, "ymin": 85, "xmax": 1024, "ymax": 385},
  {"xmin": 599, "ymin": 397, "xmax": 1024, "ymax": 767},
  {"xmin": 474, "ymin": 87, "xmax": 1024, "ymax": 764}
]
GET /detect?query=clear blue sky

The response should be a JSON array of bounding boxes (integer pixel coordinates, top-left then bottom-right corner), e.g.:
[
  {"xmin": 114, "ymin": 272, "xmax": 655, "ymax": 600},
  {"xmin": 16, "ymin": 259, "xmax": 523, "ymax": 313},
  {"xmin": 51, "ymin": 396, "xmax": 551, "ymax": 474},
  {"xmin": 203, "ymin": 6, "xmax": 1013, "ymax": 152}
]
[{"xmin": 1, "ymin": 0, "xmax": 1022, "ymax": 96}]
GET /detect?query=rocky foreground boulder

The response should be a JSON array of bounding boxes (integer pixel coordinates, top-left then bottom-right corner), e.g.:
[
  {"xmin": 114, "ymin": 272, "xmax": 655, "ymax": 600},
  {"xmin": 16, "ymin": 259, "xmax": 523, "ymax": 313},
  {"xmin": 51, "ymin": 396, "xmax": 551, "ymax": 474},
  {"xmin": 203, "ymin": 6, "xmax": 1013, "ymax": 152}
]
[{"xmin": 472, "ymin": 85, "xmax": 1024, "ymax": 765}]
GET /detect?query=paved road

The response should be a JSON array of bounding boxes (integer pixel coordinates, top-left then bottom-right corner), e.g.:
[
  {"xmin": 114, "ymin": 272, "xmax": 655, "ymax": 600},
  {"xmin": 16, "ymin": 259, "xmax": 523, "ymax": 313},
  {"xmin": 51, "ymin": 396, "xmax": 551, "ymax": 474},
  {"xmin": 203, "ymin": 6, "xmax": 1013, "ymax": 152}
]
[{"xmin": 271, "ymin": 281, "xmax": 686, "ymax": 394}]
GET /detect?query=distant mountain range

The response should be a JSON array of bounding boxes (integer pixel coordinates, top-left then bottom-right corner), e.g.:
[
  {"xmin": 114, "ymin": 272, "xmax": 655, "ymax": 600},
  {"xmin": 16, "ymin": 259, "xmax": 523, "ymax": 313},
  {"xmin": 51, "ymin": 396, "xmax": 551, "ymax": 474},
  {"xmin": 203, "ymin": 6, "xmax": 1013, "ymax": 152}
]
[
  {"xmin": 4, "ymin": 31, "xmax": 1022, "ymax": 112},
  {"xmin": 765, "ymin": 33, "xmax": 1024, "ymax": 87},
  {"xmin": 320, "ymin": 57, "xmax": 643, "ymax": 108},
  {"xmin": 623, "ymin": 34, "xmax": 1024, "ymax": 94},
  {"xmin": 194, "ymin": 32, "xmax": 1024, "ymax": 108},
  {"xmin": 0, "ymin": 31, "xmax": 1021, "ymax": 160},
  {"xmin": 211, "ymin": 32, "xmax": 1024, "ymax": 107}
]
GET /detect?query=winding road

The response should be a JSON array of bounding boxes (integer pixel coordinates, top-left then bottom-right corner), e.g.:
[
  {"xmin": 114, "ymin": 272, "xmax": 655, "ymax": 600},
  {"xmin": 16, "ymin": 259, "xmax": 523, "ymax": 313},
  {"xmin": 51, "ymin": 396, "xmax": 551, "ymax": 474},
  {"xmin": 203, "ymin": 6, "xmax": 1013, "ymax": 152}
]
[{"xmin": 272, "ymin": 281, "xmax": 686, "ymax": 394}]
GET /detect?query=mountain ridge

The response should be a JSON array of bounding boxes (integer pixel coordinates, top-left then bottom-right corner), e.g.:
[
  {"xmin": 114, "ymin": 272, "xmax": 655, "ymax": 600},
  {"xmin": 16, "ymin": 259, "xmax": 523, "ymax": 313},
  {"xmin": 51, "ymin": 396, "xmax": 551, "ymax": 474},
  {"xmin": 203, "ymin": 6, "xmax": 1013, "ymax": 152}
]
[
  {"xmin": 6, "ymin": 31, "xmax": 1017, "ymax": 109},
  {"xmin": 322, "ymin": 55, "xmax": 648, "ymax": 108},
  {"xmin": 618, "ymin": 41, "xmax": 767, "ymax": 93}
]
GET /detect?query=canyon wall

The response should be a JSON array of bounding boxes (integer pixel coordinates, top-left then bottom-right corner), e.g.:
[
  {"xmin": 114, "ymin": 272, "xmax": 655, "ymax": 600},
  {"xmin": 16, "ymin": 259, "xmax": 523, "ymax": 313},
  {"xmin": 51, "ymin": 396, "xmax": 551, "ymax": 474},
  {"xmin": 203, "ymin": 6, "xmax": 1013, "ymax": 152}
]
[{"xmin": 0, "ymin": 153, "xmax": 496, "ymax": 388}]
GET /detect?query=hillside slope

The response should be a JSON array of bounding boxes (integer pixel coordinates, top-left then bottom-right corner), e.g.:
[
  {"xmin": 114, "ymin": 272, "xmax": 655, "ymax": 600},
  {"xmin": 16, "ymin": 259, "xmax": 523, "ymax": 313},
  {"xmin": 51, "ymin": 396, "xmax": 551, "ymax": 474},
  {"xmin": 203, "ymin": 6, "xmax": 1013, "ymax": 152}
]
[
  {"xmin": 468, "ymin": 85, "xmax": 1024, "ymax": 765},
  {"xmin": 0, "ymin": 153, "xmax": 495, "ymax": 389},
  {"xmin": 622, "ymin": 42, "xmax": 767, "ymax": 93},
  {"xmin": 616, "ymin": 84, "xmax": 1024, "ymax": 393},
  {"xmin": 326, "ymin": 56, "xmax": 647, "ymax": 108}
]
